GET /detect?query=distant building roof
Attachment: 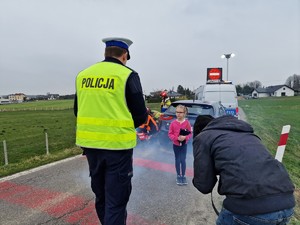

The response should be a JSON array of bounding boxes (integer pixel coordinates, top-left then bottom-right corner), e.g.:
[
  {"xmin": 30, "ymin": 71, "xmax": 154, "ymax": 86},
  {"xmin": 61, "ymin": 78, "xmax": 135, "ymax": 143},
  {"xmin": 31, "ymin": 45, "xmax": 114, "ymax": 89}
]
[
  {"xmin": 255, "ymin": 87, "xmax": 268, "ymax": 93},
  {"xmin": 266, "ymin": 85, "xmax": 293, "ymax": 92},
  {"xmin": 254, "ymin": 85, "xmax": 293, "ymax": 93},
  {"xmin": 167, "ymin": 90, "xmax": 182, "ymax": 97}
]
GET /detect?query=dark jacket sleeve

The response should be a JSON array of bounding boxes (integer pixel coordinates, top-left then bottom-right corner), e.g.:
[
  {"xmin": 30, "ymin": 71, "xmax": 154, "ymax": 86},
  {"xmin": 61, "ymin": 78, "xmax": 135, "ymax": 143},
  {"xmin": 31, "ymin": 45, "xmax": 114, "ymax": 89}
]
[
  {"xmin": 126, "ymin": 72, "xmax": 148, "ymax": 128},
  {"xmin": 192, "ymin": 134, "xmax": 218, "ymax": 194},
  {"xmin": 74, "ymin": 93, "xmax": 78, "ymax": 117}
]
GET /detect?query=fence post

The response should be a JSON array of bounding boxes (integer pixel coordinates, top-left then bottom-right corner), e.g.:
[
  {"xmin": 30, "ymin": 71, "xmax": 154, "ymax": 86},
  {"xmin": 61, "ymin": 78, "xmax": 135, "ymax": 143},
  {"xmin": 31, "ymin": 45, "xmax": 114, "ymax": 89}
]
[
  {"xmin": 44, "ymin": 129, "xmax": 49, "ymax": 155},
  {"xmin": 3, "ymin": 140, "xmax": 8, "ymax": 165},
  {"xmin": 275, "ymin": 125, "xmax": 291, "ymax": 162}
]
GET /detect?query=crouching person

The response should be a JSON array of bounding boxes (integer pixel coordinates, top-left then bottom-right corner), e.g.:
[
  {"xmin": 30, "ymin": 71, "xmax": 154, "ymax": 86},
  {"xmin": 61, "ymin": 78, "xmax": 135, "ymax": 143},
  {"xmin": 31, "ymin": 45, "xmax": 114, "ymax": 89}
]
[{"xmin": 192, "ymin": 115, "xmax": 295, "ymax": 225}]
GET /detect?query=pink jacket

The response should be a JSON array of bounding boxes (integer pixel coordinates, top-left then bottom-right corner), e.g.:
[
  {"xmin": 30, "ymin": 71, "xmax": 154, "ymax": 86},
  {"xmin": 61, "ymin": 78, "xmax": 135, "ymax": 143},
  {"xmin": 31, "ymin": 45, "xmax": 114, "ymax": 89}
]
[{"xmin": 168, "ymin": 119, "xmax": 192, "ymax": 146}]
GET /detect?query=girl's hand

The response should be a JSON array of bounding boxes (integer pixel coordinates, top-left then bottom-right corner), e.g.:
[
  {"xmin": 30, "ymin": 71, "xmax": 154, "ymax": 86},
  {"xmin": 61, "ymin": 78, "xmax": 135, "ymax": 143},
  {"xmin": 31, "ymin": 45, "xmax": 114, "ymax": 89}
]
[{"xmin": 178, "ymin": 135, "xmax": 186, "ymax": 141}]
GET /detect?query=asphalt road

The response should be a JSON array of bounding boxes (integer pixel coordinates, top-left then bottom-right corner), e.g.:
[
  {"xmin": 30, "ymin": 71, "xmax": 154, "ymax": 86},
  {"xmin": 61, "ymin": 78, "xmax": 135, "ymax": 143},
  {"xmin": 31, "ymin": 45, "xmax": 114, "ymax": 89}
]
[
  {"xmin": 0, "ymin": 109, "xmax": 249, "ymax": 225},
  {"xmin": 0, "ymin": 143, "xmax": 225, "ymax": 225}
]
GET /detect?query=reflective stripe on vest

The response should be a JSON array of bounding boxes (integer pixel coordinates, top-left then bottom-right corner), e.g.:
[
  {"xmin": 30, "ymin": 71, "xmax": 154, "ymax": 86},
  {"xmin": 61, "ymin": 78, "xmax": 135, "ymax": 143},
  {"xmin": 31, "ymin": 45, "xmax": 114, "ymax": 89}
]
[{"xmin": 75, "ymin": 61, "xmax": 136, "ymax": 150}]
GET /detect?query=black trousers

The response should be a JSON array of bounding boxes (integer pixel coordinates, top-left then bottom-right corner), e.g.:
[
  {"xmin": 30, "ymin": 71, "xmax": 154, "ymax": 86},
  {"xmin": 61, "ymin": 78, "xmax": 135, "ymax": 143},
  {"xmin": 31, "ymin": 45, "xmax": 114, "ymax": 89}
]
[{"xmin": 84, "ymin": 148, "xmax": 133, "ymax": 225}]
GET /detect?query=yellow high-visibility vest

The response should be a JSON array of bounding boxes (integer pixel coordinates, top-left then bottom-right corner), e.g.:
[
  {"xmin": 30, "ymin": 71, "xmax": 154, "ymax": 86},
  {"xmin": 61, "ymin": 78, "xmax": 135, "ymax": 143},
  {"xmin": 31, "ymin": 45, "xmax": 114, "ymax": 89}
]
[{"xmin": 75, "ymin": 61, "xmax": 136, "ymax": 150}]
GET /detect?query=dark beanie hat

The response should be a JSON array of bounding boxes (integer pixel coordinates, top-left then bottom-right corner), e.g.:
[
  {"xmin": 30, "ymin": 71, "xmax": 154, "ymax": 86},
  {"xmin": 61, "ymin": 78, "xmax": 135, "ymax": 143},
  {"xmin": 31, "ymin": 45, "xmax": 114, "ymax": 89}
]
[{"xmin": 193, "ymin": 115, "xmax": 214, "ymax": 138}]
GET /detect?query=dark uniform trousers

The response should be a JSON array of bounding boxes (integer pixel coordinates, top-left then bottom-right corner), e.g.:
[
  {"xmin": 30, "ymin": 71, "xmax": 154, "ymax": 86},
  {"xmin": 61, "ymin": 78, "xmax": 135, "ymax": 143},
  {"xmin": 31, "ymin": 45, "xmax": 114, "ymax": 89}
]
[{"xmin": 84, "ymin": 148, "xmax": 133, "ymax": 225}]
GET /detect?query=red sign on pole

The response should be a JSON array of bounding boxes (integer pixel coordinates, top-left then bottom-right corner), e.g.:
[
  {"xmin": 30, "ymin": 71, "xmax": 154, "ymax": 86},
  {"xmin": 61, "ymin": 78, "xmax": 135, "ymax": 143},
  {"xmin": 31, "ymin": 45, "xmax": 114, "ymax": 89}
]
[{"xmin": 207, "ymin": 68, "xmax": 222, "ymax": 81}]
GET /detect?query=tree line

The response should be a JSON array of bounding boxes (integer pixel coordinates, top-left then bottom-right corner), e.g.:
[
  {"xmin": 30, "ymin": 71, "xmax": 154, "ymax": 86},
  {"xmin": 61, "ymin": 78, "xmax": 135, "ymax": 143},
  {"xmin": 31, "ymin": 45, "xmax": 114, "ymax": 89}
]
[
  {"xmin": 147, "ymin": 74, "xmax": 300, "ymax": 101},
  {"xmin": 236, "ymin": 74, "xmax": 300, "ymax": 95}
]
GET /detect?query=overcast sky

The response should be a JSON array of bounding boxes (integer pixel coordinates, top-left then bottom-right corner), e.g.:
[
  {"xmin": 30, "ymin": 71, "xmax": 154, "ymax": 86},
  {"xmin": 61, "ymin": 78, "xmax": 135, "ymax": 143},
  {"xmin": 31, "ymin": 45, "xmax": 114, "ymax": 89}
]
[{"xmin": 0, "ymin": 0, "xmax": 299, "ymax": 95}]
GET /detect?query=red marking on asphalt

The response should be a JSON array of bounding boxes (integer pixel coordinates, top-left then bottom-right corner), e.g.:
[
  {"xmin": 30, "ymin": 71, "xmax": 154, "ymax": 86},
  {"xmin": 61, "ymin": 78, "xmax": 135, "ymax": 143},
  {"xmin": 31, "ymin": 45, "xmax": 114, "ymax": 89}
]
[
  {"xmin": 278, "ymin": 133, "xmax": 289, "ymax": 146},
  {"xmin": 0, "ymin": 181, "xmax": 100, "ymax": 224},
  {"xmin": 64, "ymin": 201, "xmax": 96, "ymax": 225},
  {"xmin": 0, "ymin": 157, "xmax": 190, "ymax": 224},
  {"xmin": 133, "ymin": 158, "xmax": 193, "ymax": 177},
  {"xmin": 82, "ymin": 155, "xmax": 194, "ymax": 177},
  {"xmin": 9, "ymin": 188, "xmax": 59, "ymax": 209},
  {"xmin": 0, "ymin": 180, "xmax": 168, "ymax": 225},
  {"xmin": 0, "ymin": 179, "xmax": 15, "ymax": 190},
  {"xmin": 45, "ymin": 194, "xmax": 87, "ymax": 217}
]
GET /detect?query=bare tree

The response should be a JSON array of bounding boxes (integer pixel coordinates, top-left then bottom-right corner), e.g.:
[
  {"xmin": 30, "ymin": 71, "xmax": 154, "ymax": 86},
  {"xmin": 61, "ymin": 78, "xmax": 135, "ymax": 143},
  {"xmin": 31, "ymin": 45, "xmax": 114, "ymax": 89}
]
[
  {"xmin": 248, "ymin": 80, "xmax": 262, "ymax": 89},
  {"xmin": 285, "ymin": 74, "xmax": 300, "ymax": 90}
]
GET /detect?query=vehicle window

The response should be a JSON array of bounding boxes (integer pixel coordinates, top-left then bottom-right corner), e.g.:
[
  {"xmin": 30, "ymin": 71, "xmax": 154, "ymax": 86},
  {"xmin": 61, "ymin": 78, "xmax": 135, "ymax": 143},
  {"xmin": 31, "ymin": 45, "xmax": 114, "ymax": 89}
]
[
  {"xmin": 197, "ymin": 105, "xmax": 214, "ymax": 116},
  {"xmin": 187, "ymin": 105, "xmax": 214, "ymax": 116},
  {"xmin": 167, "ymin": 104, "xmax": 214, "ymax": 116}
]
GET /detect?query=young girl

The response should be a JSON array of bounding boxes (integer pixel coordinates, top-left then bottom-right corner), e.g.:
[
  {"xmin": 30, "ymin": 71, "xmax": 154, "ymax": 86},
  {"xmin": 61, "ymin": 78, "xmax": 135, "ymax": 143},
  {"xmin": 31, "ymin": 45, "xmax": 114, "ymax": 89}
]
[{"xmin": 168, "ymin": 105, "xmax": 192, "ymax": 185}]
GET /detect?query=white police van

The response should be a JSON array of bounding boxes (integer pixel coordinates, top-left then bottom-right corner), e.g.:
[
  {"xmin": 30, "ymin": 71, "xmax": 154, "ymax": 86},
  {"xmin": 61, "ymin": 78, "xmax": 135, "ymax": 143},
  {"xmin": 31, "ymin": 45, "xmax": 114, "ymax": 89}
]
[{"xmin": 195, "ymin": 81, "xmax": 239, "ymax": 117}]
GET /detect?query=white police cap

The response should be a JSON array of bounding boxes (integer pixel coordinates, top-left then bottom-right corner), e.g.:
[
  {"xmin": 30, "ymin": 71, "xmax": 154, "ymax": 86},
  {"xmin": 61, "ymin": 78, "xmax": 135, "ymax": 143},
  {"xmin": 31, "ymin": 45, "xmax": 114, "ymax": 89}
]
[{"xmin": 102, "ymin": 37, "xmax": 133, "ymax": 50}]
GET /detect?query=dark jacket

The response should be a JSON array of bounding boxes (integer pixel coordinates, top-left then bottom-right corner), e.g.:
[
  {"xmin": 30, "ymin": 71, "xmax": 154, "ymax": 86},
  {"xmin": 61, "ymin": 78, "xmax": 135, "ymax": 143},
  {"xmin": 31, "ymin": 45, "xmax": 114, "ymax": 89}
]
[
  {"xmin": 193, "ymin": 115, "xmax": 295, "ymax": 215},
  {"xmin": 74, "ymin": 57, "xmax": 147, "ymax": 128}
]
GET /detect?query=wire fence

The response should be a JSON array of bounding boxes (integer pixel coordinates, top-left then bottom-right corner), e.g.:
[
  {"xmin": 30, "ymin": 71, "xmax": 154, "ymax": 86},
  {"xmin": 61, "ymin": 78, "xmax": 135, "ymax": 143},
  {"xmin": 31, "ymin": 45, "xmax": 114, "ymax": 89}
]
[
  {"xmin": 0, "ymin": 107, "xmax": 73, "ymax": 112},
  {"xmin": 0, "ymin": 109, "xmax": 76, "ymax": 167},
  {"xmin": 0, "ymin": 135, "xmax": 77, "ymax": 167}
]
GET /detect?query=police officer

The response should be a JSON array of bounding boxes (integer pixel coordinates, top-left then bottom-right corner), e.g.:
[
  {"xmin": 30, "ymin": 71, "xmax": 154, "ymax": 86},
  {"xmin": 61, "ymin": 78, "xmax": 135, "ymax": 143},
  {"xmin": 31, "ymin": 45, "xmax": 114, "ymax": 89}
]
[{"xmin": 74, "ymin": 37, "xmax": 147, "ymax": 225}]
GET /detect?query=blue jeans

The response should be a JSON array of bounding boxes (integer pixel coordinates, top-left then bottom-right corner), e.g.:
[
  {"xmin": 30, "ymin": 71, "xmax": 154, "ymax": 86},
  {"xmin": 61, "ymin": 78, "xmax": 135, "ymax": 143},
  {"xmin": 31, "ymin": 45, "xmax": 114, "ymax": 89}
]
[
  {"xmin": 173, "ymin": 144, "xmax": 187, "ymax": 176},
  {"xmin": 217, "ymin": 207, "xmax": 294, "ymax": 225}
]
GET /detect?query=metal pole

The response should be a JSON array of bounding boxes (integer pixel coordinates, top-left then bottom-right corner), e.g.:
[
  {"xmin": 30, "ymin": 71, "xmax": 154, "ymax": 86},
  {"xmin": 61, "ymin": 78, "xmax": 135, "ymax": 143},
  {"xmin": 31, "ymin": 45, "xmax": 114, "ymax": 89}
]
[
  {"xmin": 45, "ymin": 132, "xmax": 49, "ymax": 155},
  {"xmin": 226, "ymin": 58, "xmax": 229, "ymax": 81},
  {"xmin": 3, "ymin": 140, "xmax": 8, "ymax": 165}
]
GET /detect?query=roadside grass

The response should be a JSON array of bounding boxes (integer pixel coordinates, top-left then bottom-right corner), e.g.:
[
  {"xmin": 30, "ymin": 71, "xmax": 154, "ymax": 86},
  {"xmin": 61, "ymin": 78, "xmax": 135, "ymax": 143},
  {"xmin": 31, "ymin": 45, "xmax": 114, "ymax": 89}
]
[
  {"xmin": 239, "ymin": 96, "xmax": 300, "ymax": 223},
  {"xmin": 146, "ymin": 102, "xmax": 161, "ymax": 112},
  {"xmin": 0, "ymin": 99, "xmax": 73, "ymax": 111},
  {"xmin": 238, "ymin": 97, "xmax": 300, "ymax": 186},
  {"xmin": 0, "ymin": 100, "xmax": 79, "ymax": 176}
]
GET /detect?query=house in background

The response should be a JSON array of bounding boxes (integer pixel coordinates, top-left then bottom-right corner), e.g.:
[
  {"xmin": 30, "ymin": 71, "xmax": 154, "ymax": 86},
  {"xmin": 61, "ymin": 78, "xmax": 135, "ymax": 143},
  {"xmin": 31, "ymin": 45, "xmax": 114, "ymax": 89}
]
[
  {"xmin": 8, "ymin": 93, "xmax": 26, "ymax": 103},
  {"xmin": 47, "ymin": 93, "xmax": 60, "ymax": 100},
  {"xmin": 251, "ymin": 85, "xmax": 294, "ymax": 98},
  {"xmin": 167, "ymin": 90, "xmax": 182, "ymax": 99}
]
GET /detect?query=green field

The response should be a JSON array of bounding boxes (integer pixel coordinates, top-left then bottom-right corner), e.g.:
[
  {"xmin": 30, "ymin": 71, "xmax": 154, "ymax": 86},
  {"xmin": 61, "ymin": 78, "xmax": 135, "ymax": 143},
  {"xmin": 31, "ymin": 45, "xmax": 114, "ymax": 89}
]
[
  {"xmin": 0, "ymin": 99, "xmax": 73, "ymax": 111},
  {"xmin": 238, "ymin": 97, "xmax": 300, "ymax": 186},
  {"xmin": 0, "ymin": 98, "xmax": 299, "ymax": 222},
  {"xmin": 239, "ymin": 96, "xmax": 300, "ymax": 223},
  {"xmin": 0, "ymin": 100, "xmax": 80, "ymax": 176}
]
